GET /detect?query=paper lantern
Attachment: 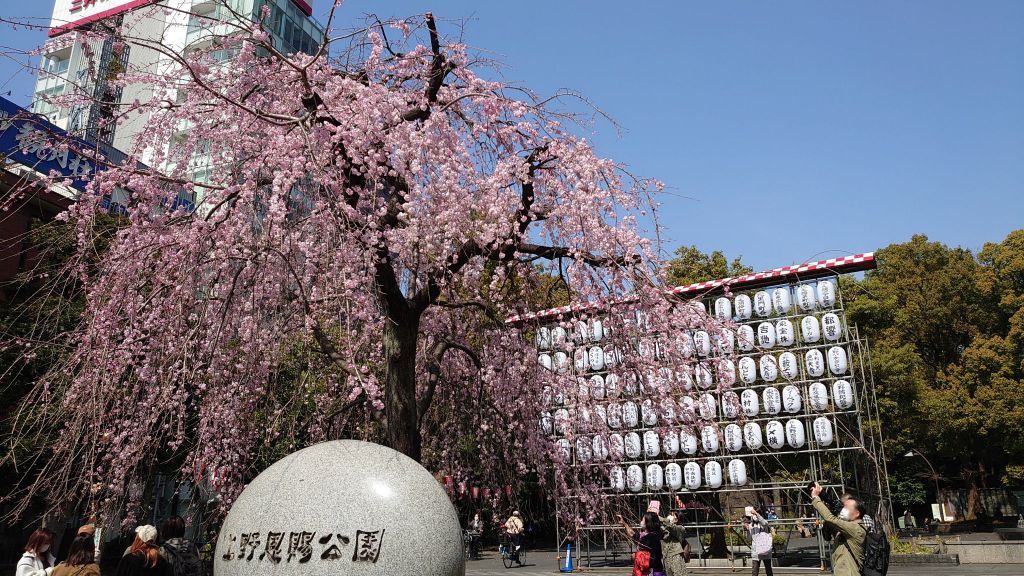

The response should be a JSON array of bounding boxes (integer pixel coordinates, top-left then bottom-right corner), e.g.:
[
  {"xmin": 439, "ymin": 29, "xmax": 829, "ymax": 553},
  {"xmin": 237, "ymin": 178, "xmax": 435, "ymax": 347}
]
[
  {"xmin": 554, "ymin": 389, "xmax": 565, "ymax": 406},
  {"xmin": 606, "ymin": 403, "xmax": 623, "ymax": 429},
  {"xmin": 785, "ymin": 419, "xmax": 806, "ymax": 448},
  {"xmin": 778, "ymin": 352, "xmax": 799, "ymax": 380},
  {"xmin": 574, "ymin": 320, "xmax": 590, "ymax": 344},
  {"xmin": 593, "ymin": 432, "xmax": 606, "ymax": 459},
  {"xmin": 646, "ymin": 464, "xmax": 664, "ymax": 491},
  {"xmin": 715, "ymin": 297, "xmax": 732, "ymax": 321},
  {"xmin": 626, "ymin": 464, "xmax": 644, "ymax": 492},
  {"xmin": 605, "ymin": 373, "xmax": 620, "ymax": 398},
  {"xmin": 832, "ymin": 380, "xmax": 854, "ymax": 409},
  {"xmin": 584, "ymin": 375, "xmax": 601, "ymax": 401},
  {"xmin": 536, "ymin": 327, "xmax": 551, "ymax": 349},
  {"xmin": 754, "ymin": 291, "xmax": 773, "ymax": 317},
  {"xmin": 765, "ymin": 420, "xmax": 785, "ymax": 449},
  {"xmin": 665, "ymin": 463, "xmax": 683, "ymax": 490},
  {"xmin": 684, "ymin": 462, "xmax": 702, "ymax": 490},
  {"xmin": 757, "ymin": 322, "xmax": 777, "ymax": 348},
  {"xmin": 728, "ymin": 459, "xmax": 748, "ymax": 486},
  {"xmin": 574, "ymin": 347, "xmax": 589, "ymax": 372},
  {"xmin": 741, "ymin": 389, "xmax": 760, "ymax": 417},
  {"xmin": 817, "ymin": 280, "xmax": 837, "ymax": 307},
  {"xmin": 744, "ymin": 422, "xmax": 763, "ymax": 449},
  {"xmin": 556, "ymin": 438, "xmax": 571, "ymax": 461},
  {"xmin": 551, "ymin": 325, "xmax": 567, "ymax": 347},
  {"xmin": 576, "ymin": 436, "xmax": 593, "ymax": 462},
  {"xmin": 797, "ymin": 284, "xmax": 818, "ymax": 311},
  {"xmin": 662, "ymin": 430, "xmax": 680, "ymax": 456},
  {"xmin": 642, "ymin": 399, "xmax": 658, "ymax": 426},
  {"xmin": 813, "ymin": 417, "xmax": 834, "ymax": 446},
  {"xmin": 678, "ymin": 396, "xmax": 696, "ymax": 423},
  {"xmin": 554, "ymin": 351, "xmax": 569, "ymax": 373},
  {"xmin": 805, "ymin": 349, "xmax": 825, "ymax": 377},
  {"xmin": 538, "ymin": 353, "xmax": 553, "ymax": 371},
  {"xmin": 718, "ymin": 329, "xmax": 736, "ymax": 355},
  {"xmin": 660, "ymin": 399, "xmax": 677, "ymax": 423},
  {"xmin": 594, "ymin": 404, "xmax": 607, "ymax": 427},
  {"xmin": 676, "ymin": 366, "xmax": 694, "ymax": 391},
  {"xmin": 609, "ymin": 433, "xmax": 625, "ymax": 460},
  {"xmin": 699, "ymin": 393, "xmax": 718, "ymax": 420},
  {"xmin": 809, "ymin": 382, "xmax": 829, "ymax": 411},
  {"xmin": 625, "ymin": 373, "xmax": 640, "ymax": 396},
  {"xmin": 624, "ymin": 432, "xmax": 642, "ymax": 459},
  {"xmin": 577, "ymin": 407, "xmax": 593, "ymax": 432},
  {"xmin": 694, "ymin": 331, "xmax": 711, "ymax": 357},
  {"xmin": 677, "ymin": 333, "xmax": 695, "ymax": 358},
  {"xmin": 540, "ymin": 412, "xmax": 553, "ymax": 435},
  {"xmin": 772, "ymin": 287, "xmax": 793, "ymax": 314},
  {"xmin": 738, "ymin": 325, "xmax": 756, "ymax": 351},
  {"xmin": 590, "ymin": 319, "xmax": 604, "ymax": 342},
  {"xmin": 680, "ymin": 428, "xmax": 699, "ymax": 455},
  {"xmin": 801, "ymin": 316, "xmax": 821, "ymax": 343},
  {"xmin": 724, "ymin": 424, "xmax": 743, "ymax": 452},
  {"xmin": 589, "ymin": 346, "xmax": 605, "ymax": 371},
  {"xmin": 717, "ymin": 359, "xmax": 737, "ymax": 386},
  {"xmin": 576, "ymin": 378, "xmax": 590, "ymax": 401},
  {"xmin": 695, "ymin": 363, "xmax": 714, "ymax": 389},
  {"xmin": 705, "ymin": 461, "xmax": 723, "ymax": 489},
  {"xmin": 782, "ymin": 384, "xmax": 802, "ymax": 413},
  {"xmin": 609, "ymin": 466, "xmax": 625, "ymax": 492},
  {"xmin": 734, "ymin": 294, "xmax": 752, "ymax": 320},
  {"xmin": 688, "ymin": 301, "xmax": 707, "ymax": 316},
  {"xmin": 776, "ymin": 319, "xmax": 795, "ymax": 347},
  {"xmin": 762, "ymin": 387, "xmax": 781, "ymax": 415},
  {"xmin": 643, "ymin": 430, "xmax": 661, "ymax": 458},
  {"xmin": 554, "ymin": 409, "xmax": 570, "ymax": 435},
  {"xmin": 543, "ymin": 385, "xmax": 553, "ymax": 406},
  {"xmin": 759, "ymin": 354, "xmax": 779, "ymax": 382},
  {"xmin": 623, "ymin": 401, "xmax": 639, "ymax": 428},
  {"xmin": 828, "ymin": 346, "xmax": 849, "ymax": 375},
  {"xmin": 722, "ymin": 391, "xmax": 740, "ymax": 419},
  {"xmin": 604, "ymin": 346, "xmax": 619, "ymax": 368},
  {"xmin": 701, "ymin": 425, "xmax": 720, "ymax": 453},
  {"xmin": 738, "ymin": 357, "xmax": 758, "ymax": 384},
  {"xmin": 822, "ymin": 313, "xmax": 842, "ymax": 342}
]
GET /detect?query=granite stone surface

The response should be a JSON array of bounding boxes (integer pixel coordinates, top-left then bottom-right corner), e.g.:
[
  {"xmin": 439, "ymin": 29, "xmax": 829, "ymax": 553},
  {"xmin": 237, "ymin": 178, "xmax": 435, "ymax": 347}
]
[{"xmin": 214, "ymin": 440, "xmax": 465, "ymax": 575}]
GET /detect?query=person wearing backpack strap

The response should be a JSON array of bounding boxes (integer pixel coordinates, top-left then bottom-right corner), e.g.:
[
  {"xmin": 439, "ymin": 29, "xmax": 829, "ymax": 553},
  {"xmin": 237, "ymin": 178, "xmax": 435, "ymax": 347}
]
[
  {"xmin": 810, "ymin": 483, "xmax": 865, "ymax": 576},
  {"xmin": 157, "ymin": 517, "xmax": 202, "ymax": 576}
]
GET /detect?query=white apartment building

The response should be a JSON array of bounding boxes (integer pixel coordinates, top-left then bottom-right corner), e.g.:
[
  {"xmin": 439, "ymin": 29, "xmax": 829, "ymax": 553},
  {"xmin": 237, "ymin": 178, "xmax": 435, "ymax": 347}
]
[{"xmin": 32, "ymin": 0, "xmax": 323, "ymax": 155}]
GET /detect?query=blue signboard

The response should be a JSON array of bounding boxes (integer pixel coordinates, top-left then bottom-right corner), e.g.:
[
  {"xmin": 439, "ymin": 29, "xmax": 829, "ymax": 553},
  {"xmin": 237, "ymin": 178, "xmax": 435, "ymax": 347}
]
[
  {"xmin": 0, "ymin": 96, "xmax": 193, "ymax": 212},
  {"xmin": 0, "ymin": 95, "xmax": 106, "ymax": 192}
]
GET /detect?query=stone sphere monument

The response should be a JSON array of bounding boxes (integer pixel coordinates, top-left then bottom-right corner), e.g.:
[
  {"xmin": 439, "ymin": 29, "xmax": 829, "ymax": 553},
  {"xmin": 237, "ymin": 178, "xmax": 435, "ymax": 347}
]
[{"xmin": 214, "ymin": 440, "xmax": 465, "ymax": 576}]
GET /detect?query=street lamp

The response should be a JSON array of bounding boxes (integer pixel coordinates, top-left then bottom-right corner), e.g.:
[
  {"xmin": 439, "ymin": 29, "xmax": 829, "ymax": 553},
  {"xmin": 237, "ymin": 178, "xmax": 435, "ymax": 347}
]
[{"xmin": 904, "ymin": 449, "xmax": 942, "ymax": 520}]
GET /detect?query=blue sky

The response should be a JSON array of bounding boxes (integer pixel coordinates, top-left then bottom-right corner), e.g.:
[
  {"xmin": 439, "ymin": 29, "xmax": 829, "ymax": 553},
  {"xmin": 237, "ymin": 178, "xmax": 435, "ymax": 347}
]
[{"xmin": 2, "ymin": 1, "xmax": 1022, "ymax": 270}]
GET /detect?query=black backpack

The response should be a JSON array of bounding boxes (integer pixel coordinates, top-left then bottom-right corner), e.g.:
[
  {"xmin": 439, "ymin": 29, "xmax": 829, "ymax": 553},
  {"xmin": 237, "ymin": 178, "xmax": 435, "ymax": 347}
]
[
  {"xmin": 162, "ymin": 540, "xmax": 204, "ymax": 576},
  {"xmin": 844, "ymin": 524, "xmax": 891, "ymax": 576}
]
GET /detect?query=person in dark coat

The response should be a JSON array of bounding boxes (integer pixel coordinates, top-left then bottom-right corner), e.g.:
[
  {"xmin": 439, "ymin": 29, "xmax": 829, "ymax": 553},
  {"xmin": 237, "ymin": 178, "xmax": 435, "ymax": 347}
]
[{"xmin": 116, "ymin": 526, "xmax": 171, "ymax": 576}]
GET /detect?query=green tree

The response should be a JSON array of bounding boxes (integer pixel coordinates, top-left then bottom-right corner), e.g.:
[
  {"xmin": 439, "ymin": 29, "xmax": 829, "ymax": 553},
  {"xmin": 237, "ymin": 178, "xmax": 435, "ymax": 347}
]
[
  {"xmin": 846, "ymin": 232, "xmax": 1024, "ymax": 518},
  {"xmin": 665, "ymin": 245, "xmax": 752, "ymax": 286}
]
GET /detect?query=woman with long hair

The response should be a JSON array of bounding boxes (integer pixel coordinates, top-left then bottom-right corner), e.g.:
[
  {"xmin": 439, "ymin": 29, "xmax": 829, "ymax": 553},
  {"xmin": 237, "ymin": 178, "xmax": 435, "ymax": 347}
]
[
  {"xmin": 618, "ymin": 507, "xmax": 666, "ymax": 576},
  {"xmin": 116, "ymin": 526, "xmax": 171, "ymax": 576},
  {"xmin": 16, "ymin": 528, "xmax": 56, "ymax": 576},
  {"xmin": 51, "ymin": 534, "xmax": 100, "ymax": 576}
]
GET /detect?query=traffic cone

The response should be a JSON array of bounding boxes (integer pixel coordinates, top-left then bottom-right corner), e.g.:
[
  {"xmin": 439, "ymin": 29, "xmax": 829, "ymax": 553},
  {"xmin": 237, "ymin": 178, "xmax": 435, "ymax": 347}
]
[{"xmin": 560, "ymin": 543, "xmax": 573, "ymax": 572}]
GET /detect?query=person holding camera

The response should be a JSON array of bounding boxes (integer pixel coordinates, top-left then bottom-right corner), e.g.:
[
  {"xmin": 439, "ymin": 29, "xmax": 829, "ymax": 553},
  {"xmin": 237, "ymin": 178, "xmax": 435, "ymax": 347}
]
[
  {"xmin": 743, "ymin": 506, "xmax": 774, "ymax": 576},
  {"xmin": 810, "ymin": 482, "xmax": 866, "ymax": 576}
]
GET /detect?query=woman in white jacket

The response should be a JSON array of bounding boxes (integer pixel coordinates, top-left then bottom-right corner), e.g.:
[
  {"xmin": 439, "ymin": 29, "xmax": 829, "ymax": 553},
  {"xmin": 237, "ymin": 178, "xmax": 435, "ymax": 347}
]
[{"xmin": 16, "ymin": 528, "xmax": 57, "ymax": 576}]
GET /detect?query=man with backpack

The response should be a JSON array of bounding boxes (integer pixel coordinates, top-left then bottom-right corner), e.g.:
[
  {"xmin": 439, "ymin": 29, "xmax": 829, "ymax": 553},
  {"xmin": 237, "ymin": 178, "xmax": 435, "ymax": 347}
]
[
  {"xmin": 810, "ymin": 483, "xmax": 889, "ymax": 576},
  {"xmin": 157, "ymin": 516, "xmax": 203, "ymax": 576}
]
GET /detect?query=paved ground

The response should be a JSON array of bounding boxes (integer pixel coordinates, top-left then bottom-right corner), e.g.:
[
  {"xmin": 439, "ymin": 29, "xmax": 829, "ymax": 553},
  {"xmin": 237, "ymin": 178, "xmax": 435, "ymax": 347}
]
[{"xmin": 464, "ymin": 550, "xmax": 1024, "ymax": 576}]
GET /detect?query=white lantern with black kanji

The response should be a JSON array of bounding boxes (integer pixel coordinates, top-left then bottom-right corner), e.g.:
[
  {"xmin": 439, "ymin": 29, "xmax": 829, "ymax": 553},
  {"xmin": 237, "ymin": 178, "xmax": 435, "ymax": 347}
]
[
  {"xmin": 626, "ymin": 465, "xmax": 644, "ymax": 492},
  {"xmin": 705, "ymin": 461, "xmax": 723, "ymax": 488},
  {"xmin": 684, "ymin": 462, "xmax": 702, "ymax": 490}
]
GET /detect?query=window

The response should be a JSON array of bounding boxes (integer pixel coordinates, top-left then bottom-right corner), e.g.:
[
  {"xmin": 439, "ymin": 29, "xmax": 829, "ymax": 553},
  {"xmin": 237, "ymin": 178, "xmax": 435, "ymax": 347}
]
[{"xmin": 44, "ymin": 54, "xmax": 70, "ymax": 75}]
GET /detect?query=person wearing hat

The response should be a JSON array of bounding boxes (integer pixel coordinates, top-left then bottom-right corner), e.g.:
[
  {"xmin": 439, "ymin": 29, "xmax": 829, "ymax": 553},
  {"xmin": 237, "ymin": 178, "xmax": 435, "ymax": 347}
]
[
  {"xmin": 504, "ymin": 511, "xmax": 525, "ymax": 565},
  {"xmin": 116, "ymin": 526, "xmax": 171, "ymax": 576},
  {"xmin": 743, "ymin": 506, "xmax": 774, "ymax": 576}
]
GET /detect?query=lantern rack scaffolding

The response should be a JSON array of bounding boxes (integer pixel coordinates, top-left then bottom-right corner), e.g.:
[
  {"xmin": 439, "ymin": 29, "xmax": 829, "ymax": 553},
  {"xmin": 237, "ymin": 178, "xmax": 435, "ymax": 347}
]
[{"xmin": 516, "ymin": 254, "xmax": 890, "ymax": 570}]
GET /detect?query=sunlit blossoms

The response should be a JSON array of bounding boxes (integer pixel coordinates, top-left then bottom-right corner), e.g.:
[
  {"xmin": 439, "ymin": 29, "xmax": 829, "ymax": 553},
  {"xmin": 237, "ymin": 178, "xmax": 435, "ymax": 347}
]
[{"xmin": 7, "ymin": 5, "xmax": 727, "ymax": 525}]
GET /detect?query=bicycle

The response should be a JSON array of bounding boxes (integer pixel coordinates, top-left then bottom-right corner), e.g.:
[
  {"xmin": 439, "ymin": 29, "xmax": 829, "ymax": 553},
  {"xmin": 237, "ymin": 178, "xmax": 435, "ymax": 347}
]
[{"xmin": 499, "ymin": 531, "xmax": 525, "ymax": 568}]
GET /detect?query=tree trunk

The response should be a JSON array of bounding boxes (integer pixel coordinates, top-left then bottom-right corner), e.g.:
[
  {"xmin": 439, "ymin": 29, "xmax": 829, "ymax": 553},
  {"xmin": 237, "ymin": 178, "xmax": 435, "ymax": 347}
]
[{"xmin": 383, "ymin": 314, "xmax": 422, "ymax": 462}]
